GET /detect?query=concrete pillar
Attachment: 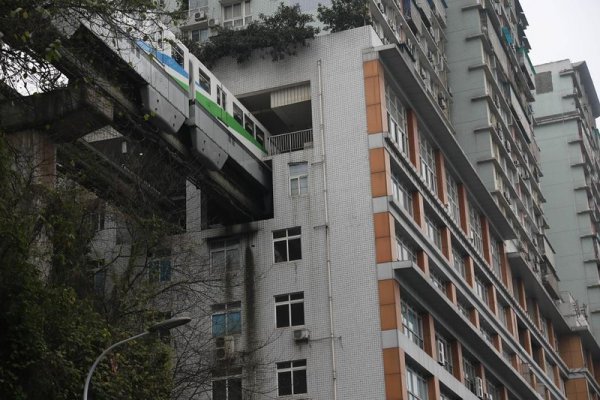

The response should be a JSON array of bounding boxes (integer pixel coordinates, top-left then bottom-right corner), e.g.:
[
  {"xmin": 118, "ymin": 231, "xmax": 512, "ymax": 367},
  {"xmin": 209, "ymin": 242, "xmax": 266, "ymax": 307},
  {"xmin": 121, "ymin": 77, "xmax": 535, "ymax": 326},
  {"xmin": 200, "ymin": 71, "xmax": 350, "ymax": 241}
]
[
  {"xmin": 412, "ymin": 192, "xmax": 425, "ymax": 228},
  {"xmin": 435, "ymin": 150, "xmax": 447, "ymax": 204},
  {"xmin": 441, "ymin": 227, "xmax": 452, "ymax": 261},
  {"xmin": 417, "ymin": 250, "xmax": 429, "ymax": 275},
  {"xmin": 458, "ymin": 183, "xmax": 470, "ymax": 235},
  {"xmin": 364, "ymin": 60, "xmax": 387, "ymax": 135},
  {"xmin": 451, "ymin": 340, "xmax": 464, "ymax": 382},
  {"xmin": 383, "ymin": 347, "xmax": 408, "ymax": 400},
  {"xmin": 374, "ymin": 212, "xmax": 397, "ymax": 263},
  {"xmin": 465, "ymin": 256, "xmax": 475, "ymax": 288},
  {"xmin": 422, "ymin": 313, "xmax": 436, "ymax": 358},
  {"xmin": 407, "ymin": 109, "xmax": 420, "ymax": 172},
  {"xmin": 480, "ymin": 216, "xmax": 492, "ymax": 266}
]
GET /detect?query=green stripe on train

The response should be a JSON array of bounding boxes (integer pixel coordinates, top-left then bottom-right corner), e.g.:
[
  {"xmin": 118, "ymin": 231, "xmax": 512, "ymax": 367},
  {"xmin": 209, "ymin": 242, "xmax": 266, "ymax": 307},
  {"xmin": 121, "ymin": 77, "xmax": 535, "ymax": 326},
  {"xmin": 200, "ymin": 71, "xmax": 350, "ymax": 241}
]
[{"xmin": 171, "ymin": 77, "xmax": 267, "ymax": 154}]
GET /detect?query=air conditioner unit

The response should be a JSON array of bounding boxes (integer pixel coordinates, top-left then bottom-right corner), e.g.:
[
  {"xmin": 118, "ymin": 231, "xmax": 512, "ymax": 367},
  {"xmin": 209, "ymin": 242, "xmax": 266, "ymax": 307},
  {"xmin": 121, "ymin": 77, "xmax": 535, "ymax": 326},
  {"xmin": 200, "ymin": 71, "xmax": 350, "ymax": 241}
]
[
  {"xmin": 215, "ymin": 336, "xmax": 236, "ymax": 360},
  {"xmin": 437, "ymin": 341, "xmax": 447, "ymax": 366},
  {"xmin": 420, "ymin": 67, "xmax": 427, "ymax": 79},
  {"xmin": 293, "ymin": 328, "xmax": 310, "ymax": 342},
  {"xmin": 194, "ymin": 10, "xmax": 207, "ymax": 21},
  {"xmin": 208, "ymin": 18, "xmax": 219, "ymax": 27},
  {"xmin": 504, "ymin": 190, "xmax": 511, "ymax": 204},
  {"xmin": 505, "ymin": 141, "xmax": 511, "ymax": 153},
  {"xmin": 475, "ymin": 377, "xmax": 484, "ymax": 398}
]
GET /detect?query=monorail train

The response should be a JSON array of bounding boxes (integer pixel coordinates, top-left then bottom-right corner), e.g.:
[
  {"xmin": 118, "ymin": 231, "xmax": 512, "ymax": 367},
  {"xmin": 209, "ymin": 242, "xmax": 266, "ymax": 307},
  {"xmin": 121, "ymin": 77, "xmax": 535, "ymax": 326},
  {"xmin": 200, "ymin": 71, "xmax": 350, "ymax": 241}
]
[{"xmin": 134, "ymin": 27, "xmax": 270, "ymax": 159}]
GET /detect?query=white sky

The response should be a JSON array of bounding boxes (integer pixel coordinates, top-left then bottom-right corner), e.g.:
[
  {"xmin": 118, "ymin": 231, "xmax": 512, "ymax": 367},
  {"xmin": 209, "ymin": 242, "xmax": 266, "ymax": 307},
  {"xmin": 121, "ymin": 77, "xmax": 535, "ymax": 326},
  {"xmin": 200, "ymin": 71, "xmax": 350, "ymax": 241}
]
[{"xmin": 521, "ymin": 0, "xmax": 600, "ymax": 115}]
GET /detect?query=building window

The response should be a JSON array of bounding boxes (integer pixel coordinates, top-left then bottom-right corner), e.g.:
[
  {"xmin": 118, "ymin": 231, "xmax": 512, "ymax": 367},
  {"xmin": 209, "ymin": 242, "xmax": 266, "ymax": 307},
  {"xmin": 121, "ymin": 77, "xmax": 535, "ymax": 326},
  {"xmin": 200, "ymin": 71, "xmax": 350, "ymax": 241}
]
[
  {"xmin": 149, "ymin": 249, "xmax": 171, "ymax": 282},
  {"xmin": 212, "ymin": 372, "xmax": 242, "ymax": 400},
  {"xmin": 401, "ymin": 300, "xmax": 424, "ymax": 348},
  {"xmin": 212, "ymin": 302, "xmax": 242, "ymax": 337},
  {"xmin": 277, "ymin": 360, "xmax": 307, "ymax": 396},
  {"xmin": 191, "ymin": 28, "xmax": 209, "ymax": 43},
  {"xmin": 469, "ymin": 204, "xmax": 483, "ymax": 254},
  {"xmin": 475, "ymin": 276, "xmax": 489, "ymax": 304},
  {"xmin": 446, "ymin": 173, "xmax": 460, "ymax": 224},
  {"xmin": 223, "ymin": 1, "xmax": 252, "ymax": 28},
  {"xmin": 419, "ymin": 133, "xmax": 437, "ymax": 194},
  {"xmin": 385, "ymin": 85, "xmax": 408, "ymax": 154},
  {"xmin": 481, "ymin": 326, "xmax": 493, "ymax": 344},
  {"xmin": 396, "ymin": 235, "xmax": 417, "ymax": 262},
  {"xmin": 463, "ymin": 356, "xmax": 477, "ymax": 394},
  {"xmin": 406, "ymin": 367, "xmax": 428, "ymax": 400},
  {"xmin": 452, "ymin": 248, "xmax": 466, "ymax": 278},
  {"xmin": 430, "ymin": 270, "xmax": 447, "ymax": 295},
  {"xmin": 491, "ymin": 240, "xmax": 502, "ymax": 277},
  {"xmin": 211, "ymin": 239, "xmax": 240, "ymax": 275},
  {"xmin": 487, "ymin": 380, "xmax": 500, "ymax": 400},
  {"xmin": 425, "ymin": 216, "xmax": 442, "ymax": 248},
  {"xmin": 289, "ymin": 162, "xmax": 308, "ymax": 196},
  {"xmin": 392, "ymin": 174, "xmax": 413, "ymax": 215},
  {"xmin": 436, "ymin": 334, "xmax": 453, "ymax": 374},
  {"xmin": 275, "ymin": 292, "xmax": 304, "ymax": 328},
  {"xmin": 273, "ymin": 227, "xmax": 301, "ymax": 262},
  {"xmin": 458, "ymin": 300, "xmax": 470, "ymax": 318}
]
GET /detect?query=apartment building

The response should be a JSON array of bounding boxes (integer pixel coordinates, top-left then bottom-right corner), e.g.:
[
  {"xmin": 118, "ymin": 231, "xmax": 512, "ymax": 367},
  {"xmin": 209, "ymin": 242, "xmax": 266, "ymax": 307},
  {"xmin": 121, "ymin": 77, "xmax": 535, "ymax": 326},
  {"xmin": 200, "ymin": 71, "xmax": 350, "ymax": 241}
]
[
  {"xmin": 532, "ymin": 60, "xmax": 600, "ymax": 338},
  {"xmin": 174, "ymin": 2, "xmax": 600, "ymax": 395}
]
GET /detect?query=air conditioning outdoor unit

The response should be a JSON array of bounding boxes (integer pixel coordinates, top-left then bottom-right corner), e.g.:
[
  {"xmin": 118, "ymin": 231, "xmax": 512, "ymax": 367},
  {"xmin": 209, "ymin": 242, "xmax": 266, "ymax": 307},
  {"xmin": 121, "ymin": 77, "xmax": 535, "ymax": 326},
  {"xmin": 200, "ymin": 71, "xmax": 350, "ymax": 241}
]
[
  {"xmin": 194, "ymin": 10, "xmax": 207, "ymax": 21},
  {"xmin": 436, "ymin": 341, "xmax": 447, "ymax": 366},
  {"xmin": 293, "ymin": 328, "xmax": 310, "ymax": 342},
  {"xmin": 475, "ymin": 377, "xmax": 484, "ymax": 398},
  {"xmin": 215, "ymin": 336, "xmax": 236, "ymax": 360},
  {"xmin": 208, "ymin": 18, "xmax": 219, "ymax": 27}
]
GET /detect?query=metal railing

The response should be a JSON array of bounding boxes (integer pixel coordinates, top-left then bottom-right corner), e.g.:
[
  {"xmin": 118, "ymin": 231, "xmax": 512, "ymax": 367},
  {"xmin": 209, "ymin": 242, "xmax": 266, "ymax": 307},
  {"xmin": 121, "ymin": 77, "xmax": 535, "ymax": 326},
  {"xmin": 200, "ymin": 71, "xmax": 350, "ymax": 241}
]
[{"xmin": 267, "ymin": 129, "xmax": 313, "ymax": 155}]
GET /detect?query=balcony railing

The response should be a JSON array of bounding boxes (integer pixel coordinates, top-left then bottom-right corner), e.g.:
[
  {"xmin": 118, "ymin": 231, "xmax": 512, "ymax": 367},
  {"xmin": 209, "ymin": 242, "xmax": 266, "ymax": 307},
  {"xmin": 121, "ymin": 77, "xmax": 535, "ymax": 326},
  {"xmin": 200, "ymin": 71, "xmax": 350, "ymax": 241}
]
[{"xmin": 267, "ymin": 129, "xmax": 313, "ymax": 155}]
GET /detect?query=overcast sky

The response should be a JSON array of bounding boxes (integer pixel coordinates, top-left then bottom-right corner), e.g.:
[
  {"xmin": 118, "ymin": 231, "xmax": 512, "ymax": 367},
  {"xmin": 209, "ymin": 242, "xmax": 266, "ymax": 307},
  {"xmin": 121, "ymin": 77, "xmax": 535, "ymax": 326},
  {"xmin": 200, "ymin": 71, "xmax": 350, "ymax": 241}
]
[{"xmin": 521, "ymin": 0, "xmax": 600, "ymax": 116}]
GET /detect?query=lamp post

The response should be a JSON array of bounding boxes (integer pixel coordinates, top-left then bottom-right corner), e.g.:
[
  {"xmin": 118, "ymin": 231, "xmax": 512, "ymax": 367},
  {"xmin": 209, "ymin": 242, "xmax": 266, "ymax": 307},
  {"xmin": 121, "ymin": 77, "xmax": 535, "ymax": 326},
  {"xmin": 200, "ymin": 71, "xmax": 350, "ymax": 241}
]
[{"xmin": 83, "ymin": 316, "xmax": 191, "ymax": 400}]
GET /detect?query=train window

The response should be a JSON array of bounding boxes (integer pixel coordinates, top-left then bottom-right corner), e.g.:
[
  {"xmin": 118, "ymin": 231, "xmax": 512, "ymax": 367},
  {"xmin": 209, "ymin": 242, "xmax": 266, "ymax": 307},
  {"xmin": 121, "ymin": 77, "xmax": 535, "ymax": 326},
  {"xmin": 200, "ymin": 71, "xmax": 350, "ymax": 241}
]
[
  {"xmin": 244, "ymin": 114, "xmax": 254, "ymax": 136},
  {"xmin": 198, "ymin": 69, "xmax": 211, "ymax": 94},
  {"xmin": 217, "ymin": 86, "xmax": 226, "ymax": 108},
  {"xmin": 255, "ymin": 126, "xmax": 265, "ymax": 146},
  {"xmin": 173, "ymin": 45, "xmax": 184, "ymax": 67},
  {"xmin": 233, "ymin": 103, "xmax": 243, "ymax": 125}
]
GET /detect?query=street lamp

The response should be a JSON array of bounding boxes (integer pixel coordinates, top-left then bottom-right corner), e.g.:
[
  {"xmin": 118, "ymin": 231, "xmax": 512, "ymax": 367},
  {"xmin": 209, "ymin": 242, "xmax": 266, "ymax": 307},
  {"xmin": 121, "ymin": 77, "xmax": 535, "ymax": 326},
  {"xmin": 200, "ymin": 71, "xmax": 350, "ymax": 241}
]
[{"xmin": 83, "ymin": 316, "xmax": 191, "ymax": 400}]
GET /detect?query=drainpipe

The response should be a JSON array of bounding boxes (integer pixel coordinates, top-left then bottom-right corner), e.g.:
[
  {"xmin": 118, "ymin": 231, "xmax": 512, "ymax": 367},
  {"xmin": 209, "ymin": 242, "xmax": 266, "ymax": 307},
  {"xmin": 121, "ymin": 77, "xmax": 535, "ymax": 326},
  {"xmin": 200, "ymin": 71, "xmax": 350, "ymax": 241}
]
[{"xmin": 317, "ymin": 59, "xmax": 338, "ymax": 400}]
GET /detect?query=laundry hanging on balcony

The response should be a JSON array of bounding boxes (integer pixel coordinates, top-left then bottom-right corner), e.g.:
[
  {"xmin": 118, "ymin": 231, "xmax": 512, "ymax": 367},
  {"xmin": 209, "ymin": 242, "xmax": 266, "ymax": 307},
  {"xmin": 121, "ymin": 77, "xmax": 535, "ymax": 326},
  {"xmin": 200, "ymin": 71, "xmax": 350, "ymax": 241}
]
[{"xmin": 502, "ymin": 26, "xmax": 514, "ymax": 45}]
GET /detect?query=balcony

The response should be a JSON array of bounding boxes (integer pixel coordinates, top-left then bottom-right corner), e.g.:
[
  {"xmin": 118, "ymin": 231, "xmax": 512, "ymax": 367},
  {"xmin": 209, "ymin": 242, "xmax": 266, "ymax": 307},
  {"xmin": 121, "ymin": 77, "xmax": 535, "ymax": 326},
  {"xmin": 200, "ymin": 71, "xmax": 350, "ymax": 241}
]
[
  {"xmin": 403, "ymin": 0, "xmax": 423, "ymax": 34},
  {"xmin": 517, "ymin": 48, "xmax": 536, "ymax": 90},
  {"xmin": 267, "ymin": 129, "xmax": 313, "ymax": 155}
]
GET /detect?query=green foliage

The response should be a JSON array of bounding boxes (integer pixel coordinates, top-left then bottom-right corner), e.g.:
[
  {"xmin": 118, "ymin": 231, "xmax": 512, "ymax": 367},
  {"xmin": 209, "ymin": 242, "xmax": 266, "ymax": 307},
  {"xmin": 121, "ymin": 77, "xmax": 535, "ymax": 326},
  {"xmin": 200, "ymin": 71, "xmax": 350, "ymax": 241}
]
[
  {"xmin": 0, "ymin": 135, "xmax": 173, "ymax": 400},
  {"xmin": 317, "ymin": 0, "xmax": 372, "ymax": 33},
  {"xmin": 188, "ymin": 3, "xmax": 319, "ymax": 66}
]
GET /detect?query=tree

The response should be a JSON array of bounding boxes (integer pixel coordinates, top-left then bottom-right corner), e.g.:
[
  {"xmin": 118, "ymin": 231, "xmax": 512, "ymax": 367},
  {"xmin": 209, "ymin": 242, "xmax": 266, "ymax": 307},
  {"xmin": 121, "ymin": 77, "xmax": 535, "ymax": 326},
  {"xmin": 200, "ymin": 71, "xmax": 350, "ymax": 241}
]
[
  {"xmin": 317, "ymin": 0, "xmax": 372, "ymax": 33},
  {"xmin": 187, "ymin": 3, "xmax": 319, "ymax": 66},
  {"xmin": 0, "ymin": 0, "xmax": 181, "ymax": 95},
  {"xmin": 0, "ymin": 133, "xmax": 174, "ymax": 399}
]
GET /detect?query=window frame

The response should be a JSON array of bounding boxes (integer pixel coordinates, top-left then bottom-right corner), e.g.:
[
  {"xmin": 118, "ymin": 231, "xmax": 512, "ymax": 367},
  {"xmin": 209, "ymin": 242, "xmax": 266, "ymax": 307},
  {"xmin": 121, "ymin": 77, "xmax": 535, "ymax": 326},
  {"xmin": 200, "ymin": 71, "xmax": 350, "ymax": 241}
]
[
  {"xmin": 446, "ymin": 172, "xmax": 460, "ymax": 224},
  {"xmin": 385, "ymin": 84, "xmax": 408, "ymax": 155},
  {"xmin": 212, "ymin": 301, "xmax": 242, "ymax": 337},
  {"xmin": 273, "ymin": 227, "xmax": 302, "ymax": 263},
  {"xmin": 289, "ymin": 162, "xmax": 309, "ymax": 196},
  {"xmin": 212, "ymin": 373, "xmax": 242, "ymax": 400},
  {"xmin": 274, "ymin": 292, "xmax": 305, "ymax": 328},
  {"xmin": 419, "ymin": 132, "xmax": 437, "ymax": 194},
  {"xmin": 401, "ymin": 299, "xmax": 424, "ymax": 348},
  {"xmin": 223, "ymin": 1, "xmax": 252, "ymax": 28},
  {"xmin": 276, "ymin": 359, "xmax": 307, "ymax": 396},
  {"xmin": 148, "ymin": 249, "xmax": 172, "ymax": 282},
  {"xmin": 406, "ymin": 366, "xmax": 428, "ymax": 400},
  {"xmin": 210, "ymin": 239, "xmax": 240, "ymax": 275}
]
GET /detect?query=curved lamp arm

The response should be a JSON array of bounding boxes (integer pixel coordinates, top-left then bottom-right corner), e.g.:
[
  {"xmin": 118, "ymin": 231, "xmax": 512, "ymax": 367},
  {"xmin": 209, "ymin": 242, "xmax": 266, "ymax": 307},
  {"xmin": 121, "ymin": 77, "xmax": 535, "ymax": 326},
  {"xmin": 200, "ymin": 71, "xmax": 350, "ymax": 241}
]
[
  {"xmin": 83, "ymin": 331, "xmax": 149, "ymax": 400},
  {"xmin": 82, "ymin": 316, "xmax": 190, "ymax": 400}
]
